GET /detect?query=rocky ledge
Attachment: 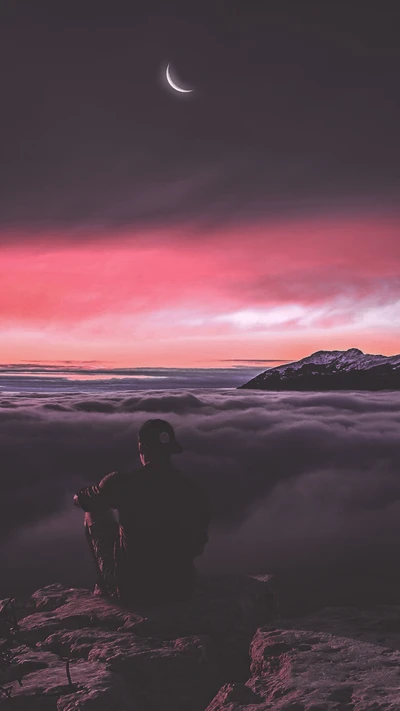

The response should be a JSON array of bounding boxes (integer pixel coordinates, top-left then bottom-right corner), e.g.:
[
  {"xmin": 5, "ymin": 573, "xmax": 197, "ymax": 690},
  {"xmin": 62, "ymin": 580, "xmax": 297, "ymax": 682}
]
[
  {"xmin": 207, "ymin": 605, "xmax": 400, "ymax": 710},
  {"xmin": 0, "ymin": 574, "xmax": 277, "ymax": 710},
  {"xmin": 2, "ymin": 579, "xmax": 400, "ymax": 711}
]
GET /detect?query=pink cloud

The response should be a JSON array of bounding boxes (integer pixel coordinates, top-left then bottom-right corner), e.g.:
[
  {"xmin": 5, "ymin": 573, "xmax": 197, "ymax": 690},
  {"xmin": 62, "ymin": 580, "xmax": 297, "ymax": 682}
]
[{"xmin": 0, "ymin": 214, "xmax": 399, "ymax": 365}]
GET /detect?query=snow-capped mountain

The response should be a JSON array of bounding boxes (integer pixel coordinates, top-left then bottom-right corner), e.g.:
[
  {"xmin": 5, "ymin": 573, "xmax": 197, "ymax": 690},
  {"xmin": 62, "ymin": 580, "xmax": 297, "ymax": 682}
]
[{"xmin": 239, "ymin": 348, "xmax": 400, "ymax": 391}]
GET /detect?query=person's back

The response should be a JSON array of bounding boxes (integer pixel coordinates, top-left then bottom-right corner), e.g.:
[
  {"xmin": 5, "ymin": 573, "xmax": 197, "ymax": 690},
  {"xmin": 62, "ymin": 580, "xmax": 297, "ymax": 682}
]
[
  {"xmin": 74, "ymin": 419, "xmax": 212, "ymax": 607},
  {"xmin": 115, "ymin": 459, "xmax": 210, "ymax": 604}
]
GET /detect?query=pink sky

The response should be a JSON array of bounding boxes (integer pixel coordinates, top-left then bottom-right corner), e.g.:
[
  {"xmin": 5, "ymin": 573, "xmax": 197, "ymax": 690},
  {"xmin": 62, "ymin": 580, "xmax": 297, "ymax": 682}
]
[{"xmin": 1, "ymin": 214, "xmax": 399, "ymax": 366}]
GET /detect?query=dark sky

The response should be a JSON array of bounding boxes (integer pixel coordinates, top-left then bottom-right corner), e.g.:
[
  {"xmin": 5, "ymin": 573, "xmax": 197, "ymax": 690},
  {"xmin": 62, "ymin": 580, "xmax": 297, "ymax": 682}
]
[{"xmin": 0, "ymin": 1, "xmax": 399, "ymax": 233}]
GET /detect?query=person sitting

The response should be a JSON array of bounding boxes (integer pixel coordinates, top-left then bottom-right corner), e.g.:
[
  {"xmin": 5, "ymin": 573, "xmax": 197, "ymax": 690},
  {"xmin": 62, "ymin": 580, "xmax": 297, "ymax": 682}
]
[{"xmin": 73, "ymin": 418, "xmax": 212, "ymax": 607}]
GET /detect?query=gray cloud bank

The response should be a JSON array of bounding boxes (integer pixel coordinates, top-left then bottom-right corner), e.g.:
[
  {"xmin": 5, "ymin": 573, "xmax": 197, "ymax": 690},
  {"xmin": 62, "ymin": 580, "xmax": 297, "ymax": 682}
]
[
  {"xmin": 0, "ymin": 365, "xmax": 270, "ymax": 391},
  {"xmin": 1, "ymin": 389, "xmax": 400, "ymax": 613}
]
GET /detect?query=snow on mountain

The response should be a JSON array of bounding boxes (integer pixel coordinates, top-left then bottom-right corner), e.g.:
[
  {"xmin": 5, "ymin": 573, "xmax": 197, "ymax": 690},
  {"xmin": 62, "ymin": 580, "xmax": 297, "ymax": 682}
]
[{"xmin": 239, "ymin": 348, "xmax": 400, "ymax": 390}]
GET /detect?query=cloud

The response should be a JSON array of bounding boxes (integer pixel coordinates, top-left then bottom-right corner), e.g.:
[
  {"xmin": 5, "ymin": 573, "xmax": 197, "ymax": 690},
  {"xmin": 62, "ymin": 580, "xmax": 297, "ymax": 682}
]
[
  {"xmin": 1, "ymin": 389, "xmax": 400, "ymax": 612},
  {"xmin": 0, "ymin": 216, "xmax": 399, "ymax": 366},
  {"xmin": 0, "ymin": 365, "xmax": 268, "ymax": 391}
]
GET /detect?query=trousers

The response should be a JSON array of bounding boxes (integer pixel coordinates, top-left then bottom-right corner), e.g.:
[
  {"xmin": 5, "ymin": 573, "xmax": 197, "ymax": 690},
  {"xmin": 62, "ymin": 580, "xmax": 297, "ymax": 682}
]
[
  {"xmin": 84, "ymin": 510, "xmax": 196, "ymax": 606},
  {"xmin": 84, "ymin": 510, "xmax": 120, "ymax": 600}
]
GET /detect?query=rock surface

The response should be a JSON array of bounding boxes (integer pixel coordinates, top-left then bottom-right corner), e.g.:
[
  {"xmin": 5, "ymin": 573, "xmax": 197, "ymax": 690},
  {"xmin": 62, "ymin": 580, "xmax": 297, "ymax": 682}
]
[
  {"xmin": 0, "ymin": 574, "xmax": 277, "ymax": 710},
  {"xmin": 205, "ymin": 605, "xmax": 400, "ymax": 710},
  {"xmin": 4, "ymin": 578, "xmax": 400, "ymax": 710}
]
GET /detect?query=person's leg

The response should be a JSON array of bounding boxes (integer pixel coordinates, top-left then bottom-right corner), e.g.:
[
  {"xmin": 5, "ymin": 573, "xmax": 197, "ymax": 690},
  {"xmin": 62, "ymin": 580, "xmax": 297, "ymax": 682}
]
[{"xmin": 84, "ymin": 510, "xmax": 119, "ymax": 599}]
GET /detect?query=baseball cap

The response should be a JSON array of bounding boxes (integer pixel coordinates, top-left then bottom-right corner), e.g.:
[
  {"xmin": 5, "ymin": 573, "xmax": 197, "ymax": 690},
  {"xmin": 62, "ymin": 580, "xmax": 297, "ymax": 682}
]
[{"xmin": 138, "ymin": 419, "xmax": 183, "ymax": 454}]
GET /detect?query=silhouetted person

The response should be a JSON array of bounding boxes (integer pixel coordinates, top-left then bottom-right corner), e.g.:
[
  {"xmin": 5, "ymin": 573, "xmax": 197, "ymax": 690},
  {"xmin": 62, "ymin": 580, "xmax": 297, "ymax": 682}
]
[{"xmin": 73, "ymin": 419, "xmax": 212, "ymax": 607}]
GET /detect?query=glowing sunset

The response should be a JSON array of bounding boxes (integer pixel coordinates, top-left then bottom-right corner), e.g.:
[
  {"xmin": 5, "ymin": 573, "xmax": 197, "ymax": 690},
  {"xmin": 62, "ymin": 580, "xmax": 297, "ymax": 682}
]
[
  {"xmin": 1, "ymin": 6, "xmax": 400, "ymax": 707},
  {"xmin": 1, "ymin": 214, "xmax": 399, "ymax": 367}
]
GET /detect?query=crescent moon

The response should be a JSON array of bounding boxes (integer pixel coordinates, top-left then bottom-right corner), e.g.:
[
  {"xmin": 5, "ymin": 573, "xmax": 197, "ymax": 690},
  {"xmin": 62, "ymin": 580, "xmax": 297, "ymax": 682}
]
[{"xmin": 166, "ymin": 63, "xmax": 193, "ymax": 94}]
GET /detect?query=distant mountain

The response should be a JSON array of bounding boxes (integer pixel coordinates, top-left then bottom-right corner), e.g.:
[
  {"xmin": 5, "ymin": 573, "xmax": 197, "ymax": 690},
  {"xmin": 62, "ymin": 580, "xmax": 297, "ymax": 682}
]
[{"xmin": 239, "ymin": 348, "xmax": 400, "ymax": 391}]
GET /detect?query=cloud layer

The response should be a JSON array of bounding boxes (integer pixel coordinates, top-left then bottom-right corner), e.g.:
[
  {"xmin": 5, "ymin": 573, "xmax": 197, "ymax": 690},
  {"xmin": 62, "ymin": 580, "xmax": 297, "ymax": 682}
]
[
  {"xmin": 1, "ymin": 388, "xmax": 400, "ymax": 613},
  {"xmin": 1, "ymin": 216, "xmax": 399, "ymax": 365},
  {"xmin": 0, "ymin": 364, "xmax": 273, "ymax": 391}
]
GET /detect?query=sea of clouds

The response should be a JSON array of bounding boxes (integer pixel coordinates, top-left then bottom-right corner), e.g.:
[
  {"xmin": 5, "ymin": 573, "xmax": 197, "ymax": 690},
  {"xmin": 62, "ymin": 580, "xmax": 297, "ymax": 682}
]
[{"xmin": 1, "ymin": 388, "xmax": 400, "ymax": 614}]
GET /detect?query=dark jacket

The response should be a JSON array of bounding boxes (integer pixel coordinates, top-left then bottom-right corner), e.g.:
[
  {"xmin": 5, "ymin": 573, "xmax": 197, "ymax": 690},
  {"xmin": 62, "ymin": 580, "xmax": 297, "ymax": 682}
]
[{"xmin": 75, "ymin": 460, "xmax": 212, "ymax": 605}]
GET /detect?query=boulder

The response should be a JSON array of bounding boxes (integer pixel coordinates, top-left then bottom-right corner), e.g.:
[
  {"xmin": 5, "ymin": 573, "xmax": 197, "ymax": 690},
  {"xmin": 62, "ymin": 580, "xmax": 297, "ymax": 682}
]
[
  {"xmin": 39, "ymin": 628, "xmax": 217, "ymax": 711},
  {"xmin": 1, "ymin": 574, "xmax": 278, "ymax": 711},
  {"xmin": 206, "ymin": 605, "xmax": 400, "ymax": 711},
  {"xmin": 17, "ymin": 575, "xmax": 277, "ymax": 681},
  {"xmin": 273, "ymin": 604, "xmax": 400, "ymax": 650},
  {"xmin": 0, "ymin": 648, "xmax": 133, "ymax": 711}
]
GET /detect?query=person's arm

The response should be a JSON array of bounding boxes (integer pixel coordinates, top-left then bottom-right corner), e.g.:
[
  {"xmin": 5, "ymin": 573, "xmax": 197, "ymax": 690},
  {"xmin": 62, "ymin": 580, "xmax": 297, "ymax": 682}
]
[{"xmin": 73, "ymin": 471, "xmax": 122, "ymax": 512}]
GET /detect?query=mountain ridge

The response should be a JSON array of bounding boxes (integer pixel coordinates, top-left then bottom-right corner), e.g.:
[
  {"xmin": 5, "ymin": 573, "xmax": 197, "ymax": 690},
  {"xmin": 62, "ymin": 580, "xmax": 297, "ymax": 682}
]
[{"xmin": 239, "ymin": 348, "xmax": 400, "ymax": 391}]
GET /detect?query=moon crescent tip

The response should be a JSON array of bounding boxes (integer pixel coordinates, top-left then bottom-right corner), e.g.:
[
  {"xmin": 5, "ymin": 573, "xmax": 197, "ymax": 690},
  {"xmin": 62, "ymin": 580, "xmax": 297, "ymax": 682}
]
[{"xmin": 165, "ymin": 63, "xmax": 193, "ymax": 94}]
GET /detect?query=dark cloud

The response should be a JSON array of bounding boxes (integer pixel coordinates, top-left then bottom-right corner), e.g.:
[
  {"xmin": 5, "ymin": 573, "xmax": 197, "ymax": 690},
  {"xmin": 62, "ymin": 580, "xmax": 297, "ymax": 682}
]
[
  {"xmin": 217, "ymin": 360, "xmax": 292, "ymax": 364},
  {"xmin": 0, "ymin": 364, "xmax": 284, "ymax": 375},
  {"xmin": 0, "ymin": 2, "xmax": 399, "ymax": 236},
  {"xmin": 1, "ymin": 388, "xmax": 400, "ymax": 614},
  {"xmin": 0, "ymin": 365, "xmax": 269, "ymax": 390}
]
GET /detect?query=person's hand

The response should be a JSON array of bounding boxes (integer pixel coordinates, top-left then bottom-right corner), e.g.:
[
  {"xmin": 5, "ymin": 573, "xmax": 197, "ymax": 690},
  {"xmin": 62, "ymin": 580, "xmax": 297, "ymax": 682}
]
[{"xmin": 73, "ymin": 494, "xmax": 81, "ymax": 508}]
